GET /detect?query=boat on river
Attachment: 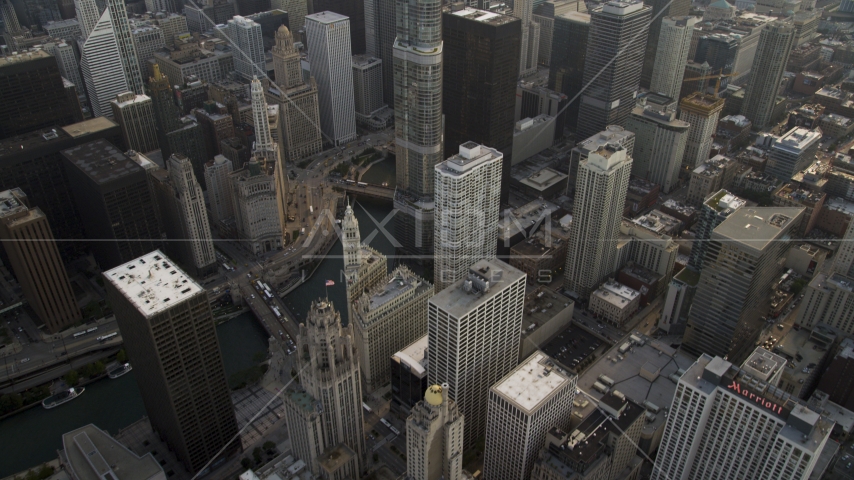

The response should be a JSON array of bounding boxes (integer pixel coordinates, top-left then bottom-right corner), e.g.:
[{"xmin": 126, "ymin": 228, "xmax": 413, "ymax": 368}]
[
  {"xmin": 42, "ymin": 387, "xmax": 84, "ymax": 409},
  {"xmin": 108, "ymin": 363, "xmax": 132, "ymax": 379}
]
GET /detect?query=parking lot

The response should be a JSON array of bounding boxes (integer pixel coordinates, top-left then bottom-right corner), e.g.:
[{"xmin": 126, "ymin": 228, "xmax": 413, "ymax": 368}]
[{"xmin": 541, "ymin": 325, "xmax": 603, "ymax": 372}]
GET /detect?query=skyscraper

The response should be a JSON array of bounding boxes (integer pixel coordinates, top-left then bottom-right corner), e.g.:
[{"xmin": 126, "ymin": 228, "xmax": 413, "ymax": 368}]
[
  {"xmin": 1, "ymin": 0, "xmax": 22, "ymax": 34},
  {"xmin": 639, "ymin": 0, "xmax": 690, "ymax": 89},
  {"xmin": 433, "ymin": 142, "xmax": 502, "ymax": 290},
  {"xmin": 305, "ymin": 11, "xmax": 357, "ymax": 146},
  {"xmin": 688, "ymin": 189, "xmax": 745, "ymax": 271},
  {"xmin": 679, "ymin": 92, "xmax": 725, "ymax": 171},
  {"xmin": 146, "ymin": 64, "xmax": 180, "ymax": 157},
  {"xmin": 103, "ymin": 251, "xmax": 240, "ymax": 473},
  {"xmin": 766, "ymin": 127, "xmax": 822, "ymax": 182},
  {"xmin": 563, "ymin": 143, "xmax": 632, "ymax": 298},
  {"xmin": 309, "ymin": 0, "xmax": 366, "ymax": 54},
  {"xmin": 250, "ymin": 76, "xmax": 288, "ymax": 247},
  {"xmin": 110, "ymin": 92, "xmax": 159, "ymax": 153},
  {"xmin": 81, "ymin": 9, "xmax": 129, "ymax": 118},
  {"xmin": 230, "ymin": 160, "xmax": 282, "ymax": 255},
  {"xmin": 575, "ymin": 0, "xmax": 651, "ymax": 140},
  {"xmin": 513, "ymin": 0, "xmax": 540, "ymax": 77},
  {"xmin": 216, "ymin": 16, "xmax": 265, "ymax": 81},
  {"xmin": 47, "ymin": 41, "xmax": 84, "ymax": 98},
  {"xmin": 741, "ymin": 22, "xmax": 795, "ymax": 129},
  {"xmin": 0, "ymin": 188, "xmax": 81, "ymax": 333},
  {"xmin": 341, "ymin": 201, "xmax": 388, "ymax": 315},
  {"xmin": 204, "ymin": 155, "xmax": 235, "ymax": 231},
  {"xmin": 428, "ymin": 259, "xmax": 526, "ymax": 449},
  {"xmin": 167, "ymin": 153, "xmax": 217, "ymax": 276},
  {"xmin": 269, "ymin": 25, "xmax": 323, "ymax": 162},
  {"xmin": 549, "ymin": 11, "xmax": 589, "ymax": 131},
  {"xmin": 649, "ymin": 16, "xmax": 697, "ymax": 99},
  {"xmin": 73, "ymin": 0, "xmax": 99, "ymax": 39},
  {"xmin": 442, "ymin": 7, "xmax": 520, "ymax": 203},
  {"xmin": 483, "ymin": 352, "xmax": 576, "ymax": 480},
  {"xmin": 272, "ymin": 0, "xmax": 305, "ymax": 40},
  {"xmin": 406, "ymin": 384, "xmax": 465, "ymax": 480},
  {"xmin": 351, "ymin": 265, "xmax": 433, "ymax": 392},
  {"xmin": 624, "ymin": 96, "xmax": 689, "ymax": 194},
  {"xmin": 62, "ymin": 139, "xmax": 162, "ymax": 269},
  {"xmin": 682, "ymin": 206, "xmax": 804, "ymax": 362},
  {"xmin": 106, "ymin": 0, "xmax": 144, "ymax": 95},
  {"xmin": 653, "ymin": 355, "xmax": 832, "ymax": 480},
  {"xmin": 283, "ymin": 299, "xmax": 365, "ymax": 478},
  {"xmin": 351, "ymin": 54, "xmax": 385, "ymax": 124},
  {"xmin": 366, "ymin": 0, "xmax": 397, "ymax": 106},
  {"xmin": 393, "ymin": 0, "xmax": 443, "ymax": 258},
  {"xmin": 0, "ymin": 49, "xmax": 77, "ymax": 138}
]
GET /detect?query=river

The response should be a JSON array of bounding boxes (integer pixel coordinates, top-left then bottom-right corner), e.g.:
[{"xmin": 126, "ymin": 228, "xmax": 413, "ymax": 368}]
[{"xmin": 0, "ymin": 159, "xmax": 398, "ymax": 477}]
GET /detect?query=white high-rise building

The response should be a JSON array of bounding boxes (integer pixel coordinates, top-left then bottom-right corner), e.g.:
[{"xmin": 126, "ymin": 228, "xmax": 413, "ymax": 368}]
[
  {"xmin": 305, "ymin": 11, "xmax": 357, "ymax": 146},
  {"xmin": 250, "ymin": 76, "xmax": 288, "ymax": 247},
  {"xmin": 167, "ymin": 153, "xmax": 216, "ymax": 274},
  {"xmin": 106, "ymin": 0, "xmax": 145, "ymax": 95},
  {"xmin": 283, "ymin": 299, "xmax": 365, "ymax": 479},
  {"xmin": 624, "ymin": 98, "xmax": 689, "ymax": 194},
  {"xmin": 483, "ymin": 352, "xmax": 577, "ymax": 480},
  {"xmin": 44, "ymin": 19, "xmax": 82, "ymax": 41},
  {"xmin": 798, "ymin": 273, "xmax": 854, "ymax": 333},
  {"xmin": 351, "ymin": 265, "xmax": 433, "ymax": 392},
  {"xmin": 833, "ymin": 219, "xmax": 854, "ymax": 278},
  {"xmin": 111, "ymin": 92, "xmax": 159, "ymax": 153},
  {"xmin": 563, "ymin": 143, "xmax": 632, "ymax": 298},
  {"xmin": 433, "ymin": 142, "xmax": 502, "ymax": 291},
  {"xmin": 153, "ymin": 12, "xmax": 187, "ymax": 49},
  {"xmin": 513, "ymin": 0, "xmax": 540, "ymax": 77},
  {"xmin": 653, "ymin": 354, "xmax": 832, "ymax": 480},
  {"xmin": 81, "ymin": 9, "xmax": 129, "ymax": 117},
  {"xmin": 766, "ymin": 127, "xmax": 822, "ymax": 182},
  {"xmin": 74, "ymin": 0, "xmax": 99, "ymax": 39},
  {"xmin": 406, "ymin": 384, "xmax": 465, "ymax": 480},
  {"xmin": 204, "ymin": 155, "xmax": 235, "ymax": 231},
  {"xmin": 230, "ymin": 159, "xmax": 282, "ymax": 255},
  {"xmin": 216, "ymin": 16, "xmax": 264, "ymax": 81},
  {"xmin": 650, "ymin": 16, "xmax": 697, "ymax": 99},
  {"xmin": 428, "ymin": 258, "xmax": 526, "ymax": 450}
]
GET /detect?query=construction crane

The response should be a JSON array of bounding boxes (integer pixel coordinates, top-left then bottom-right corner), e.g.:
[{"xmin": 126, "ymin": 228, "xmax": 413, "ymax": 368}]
[{"xmin": 683, "ymin": 69, "xmax": 741, "ymax": 96}]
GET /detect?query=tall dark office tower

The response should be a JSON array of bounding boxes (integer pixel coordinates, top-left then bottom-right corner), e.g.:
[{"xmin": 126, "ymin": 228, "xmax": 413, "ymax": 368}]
[
  {"xmin": 549, "ymin": 11, "xmax": 590, "ymax": 131},
  {"xmin": 0, "ymin": 117, "xmax": 121, "ymax": 259},
  {"xmin": 694, "ymin": 34, "xmax": 738, "ymax": 90},
  {"xmin": 576, "ymin": 0, "xmax": 651, "ymax": 141},
  {"xmin": 443, "ymin": 7, "xmax": 520, "ymax": 204},
  {"xmin": 309, "ymin": 0, "xmax": 365, "ymax": 53},
  {"xmin": 682, "ymin": 207, "xmax": 803, "ymax": 363},
  {"xmin": 0, "ymin": 50, "xmax": 76, "ymax": 138},
  {"xmin": 366, "ymin": 0, "xmax": 396, "ymax": 105},
  {"xmin": 62, "ymin": 139, "xmax": 163, "ymax": 270},
  {"xmin": 393, "ymin": 0, "xmax": 443, "ymax": 258},
  {"xmin": 167, "ymin": 117, "xmax": 210, "ymax": 189},
  {"xmin": 0, "ymin": 188, "xmax": 82, "ymax": 333},
  {"xmin": 147, "ymin": 64, "xmax": 181, "ymax": 159},
  {"xmin": 104, "ymin": 250, "xmax": 240, "ymax": 474},
  {"xmin": 1, "ymin": 0, "xmax": 22, "ymax": 34},
  {"xmin": 638, "ymin": 0, "xmax": 690, "ymax": 89},
  {"xmin": 741, "ymin": 22, "xmax": 795, "ymax": 129}
]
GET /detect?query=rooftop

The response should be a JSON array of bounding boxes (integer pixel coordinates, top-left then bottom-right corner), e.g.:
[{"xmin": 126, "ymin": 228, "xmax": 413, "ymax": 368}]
[
  {"xmin": 103, "ymin": 250, "xmax": 204, "ymax": 318},
  {"xmin": 429, "ymin": 259, "xmax": 526, "ymax": 318},
  {"xmin": 352, "ymin": 54, "xmax": 381, "ymax": 68},
  {"xmin": 0, "ymin": 49, "xmax": 53, "ymax": 68},
  {"xmin": 62, "ymin": 117, "xmax": 120, "ymax": 139},
  {"xmin": 632, "ymin": 210, "xmax": 681, "ymax": 234},
  {"xmin": 576, "ymin": 333, "xmax": 694, "ymax": 443},
  {"xmin": 62, "ymin": 424, "xmax": 165, "ymax": 480},
  {"xmin": 692, "ymin": 154, "xmax": 734, "ymax": 177},
  {"xmin": 449, "ymin": 6, "xmax": 519, "ymax": 25},
  {"xmin": 0, "ymin": 189, "xmax": 28, "ymax": 219},
  {"xmin": 436, "ymin": 142, "xmax": 502, "ymax": 177},
  {"xmin": 741, "ymin": 347, "xmax": 787, "ymax": 382},
  {"xmin": 713, "ymin": 206, "xmax": 804, "ymax": 252},
  {"xmin": 364, "ymin": 267, "xmax": 427, "ymax": 311},
  {"xmin": 592, "ymin": 280, "xmax": 639, "ymax": 307},
  {"xmin": 305, "ymin": 10, "xmax": 349, "ymax": 24},
  {"xmin": 773, "ymin": 127, "xmax": 821, "ymax": 152},
  {"xmin": 520, "ymin": 167, "xmax": 567, "ymax": 191},
  {"xmin": 492, "ymin": 352, "xmax": 574, "ymax": 413},
  {"xmin": 393, "ymin": 334, "xmax": 428, "ymax": 375},
  {"xmin": 62, "ymin": 139, "xmax": 146, "ymax": 185}
]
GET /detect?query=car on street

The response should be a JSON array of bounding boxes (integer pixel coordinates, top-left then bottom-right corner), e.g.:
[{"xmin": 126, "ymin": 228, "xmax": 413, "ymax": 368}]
[{"xmin": 20, "ymin": 358, "xmax": 29, "ymax": 363}]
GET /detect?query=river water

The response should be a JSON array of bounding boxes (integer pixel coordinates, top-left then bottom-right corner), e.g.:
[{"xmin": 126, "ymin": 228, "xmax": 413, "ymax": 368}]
[{"xmin": 0, "ymin": 159, "xmax": 398, "ymax": 477}]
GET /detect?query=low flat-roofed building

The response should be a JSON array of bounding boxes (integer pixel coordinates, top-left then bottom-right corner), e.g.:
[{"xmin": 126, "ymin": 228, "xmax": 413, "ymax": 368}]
[
  {"xmin": 792, "ymin": 159, "xmax": 830, "ymax": 193},
  {"xmin": 773, "ymin": 326, "xmax": 836, "ymax": 400},
  {"xmin": 509, "ymin": 225, "xmax": 570, "ymax": 286},
  {"xmin": 624, "ymin": 176, "xmax": 659, "ymax": 216},
  {"xmin": 390, "ymin": 334, "xmax": 428, "ymax": 417},
  {"xmin": 520, "ymin": 285, "xmax": 575, "ymax": 360},
  {"xmin": 497, "ymin": 198, "xmax": 562, "ymax": 257},
  {"xmin": 809, "ymin": 390, "xmax": 854, "ymax": 440},
  {"xmin": 617, "ymin": 262, "xmax": 662, "ymax": 306},
  {"xmin": 631, "ymin": 210, "xmax": 682, "ymax": 236},
  {"xmin": 786, "ymin": 243, "xmax": 828, "ymax": 278},
  {"xmin": 517, "ymin": 167, "xmax": 568, "ymax": 198},
  {"xmin": 589, "ymin": 279, "xmax": 640, "ymax": 327},
  {"xmin": 773, "ymin": 183, "xmax": 826, "ymax": 236},
  {"xmin": 686, "ymin": 154, "xmax": 738, "ymax": 206},
  {"xmin": 512, "ymin": 115, "xmax": 556, "ymax": 165},
  {"xmin": 821, "ymin": 113, "xmax": 854, "ymax": 139},
  {"xmin": 571, "ymin": 333, "xmax": 696, "ymax": 456},
  {"xmin": 60, "ymin": 424, "xmax": 166, "ymax": 480},
  {"xmin": 659, "ymin": 199, "xmax": 698, "ymax": 226}
]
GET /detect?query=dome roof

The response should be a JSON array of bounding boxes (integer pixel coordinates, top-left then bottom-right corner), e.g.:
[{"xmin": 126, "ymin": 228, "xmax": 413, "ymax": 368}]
[
  {"xmin": 425, "ymin": 384, "xmax": 443, "ymax": 406},
  {"xmin": 709, "ymin": 0, "xmax": 733, "ymax": 9}
]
